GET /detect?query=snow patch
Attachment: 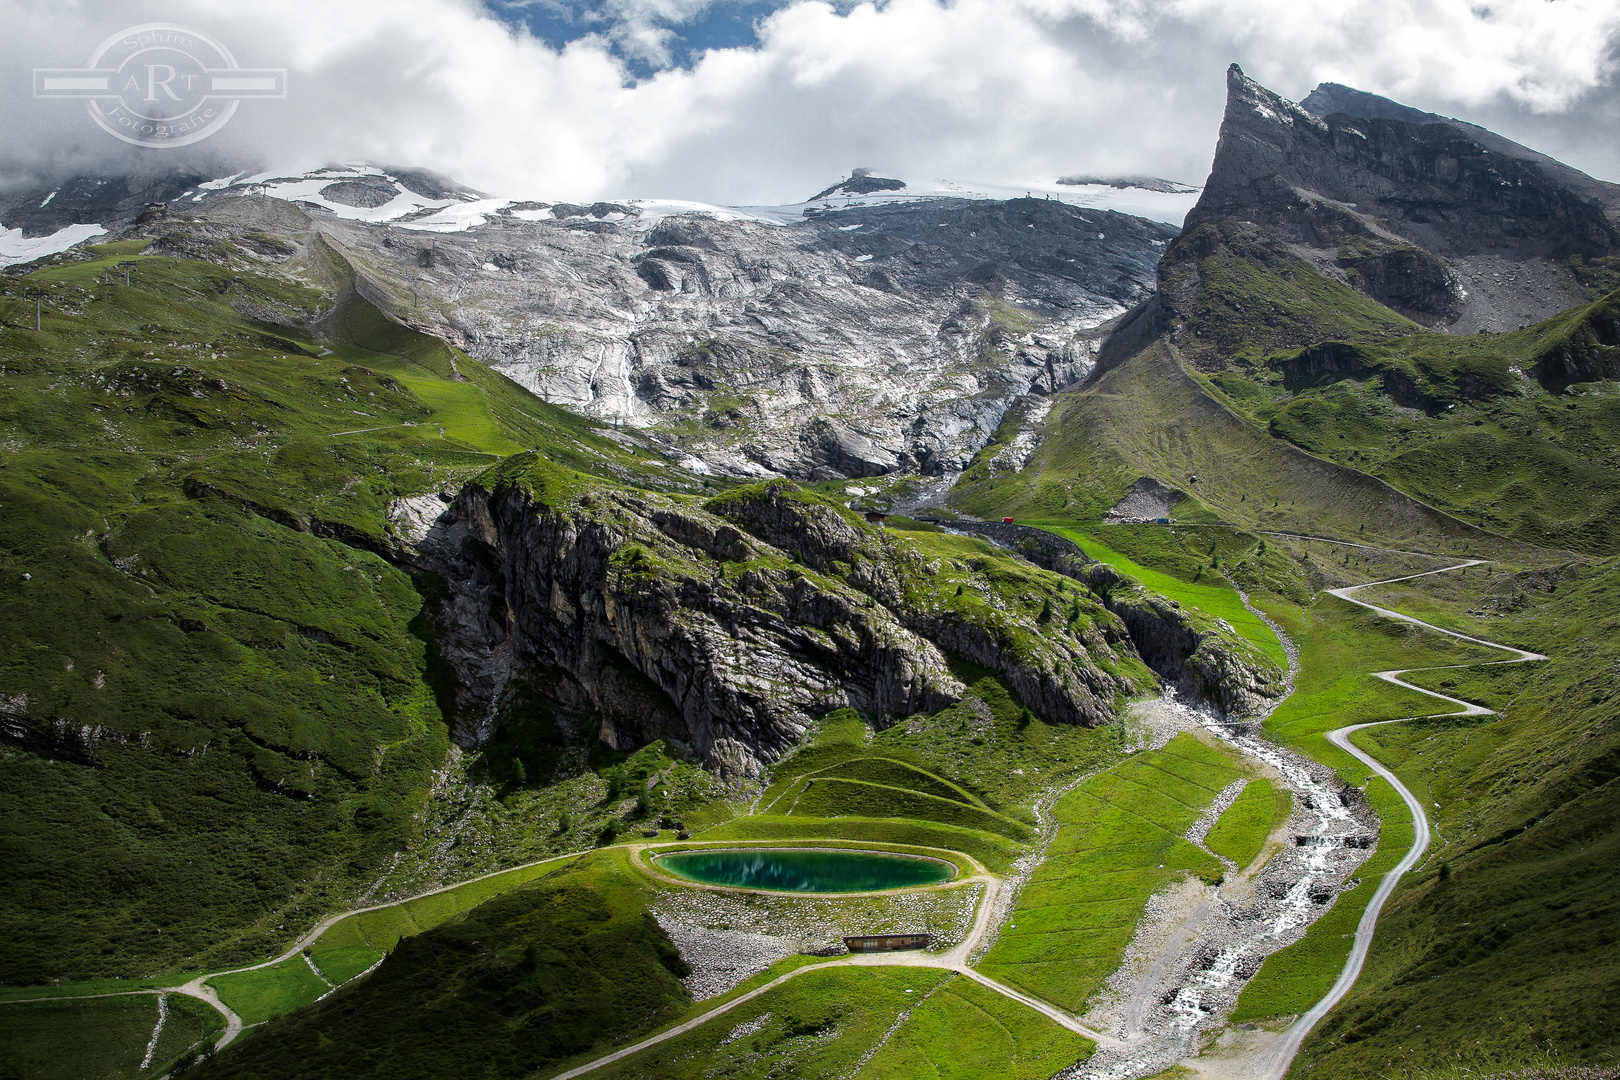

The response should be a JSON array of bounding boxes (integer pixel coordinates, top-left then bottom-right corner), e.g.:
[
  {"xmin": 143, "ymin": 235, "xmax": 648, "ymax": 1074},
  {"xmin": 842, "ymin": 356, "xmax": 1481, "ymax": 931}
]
[{"xmin": 0, "ymin": 223, "xmax": 106, "ymax": 268}]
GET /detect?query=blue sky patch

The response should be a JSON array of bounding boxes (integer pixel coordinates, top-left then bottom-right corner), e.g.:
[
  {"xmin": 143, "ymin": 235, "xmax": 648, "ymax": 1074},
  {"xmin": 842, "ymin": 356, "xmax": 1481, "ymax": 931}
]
[{"xmin": 487, "ymin": 1, "xmax": 791, "ymax": 79}]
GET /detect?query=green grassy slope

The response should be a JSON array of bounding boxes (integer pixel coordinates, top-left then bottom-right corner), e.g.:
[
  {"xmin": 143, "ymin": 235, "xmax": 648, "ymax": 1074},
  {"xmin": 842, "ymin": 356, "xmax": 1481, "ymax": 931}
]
[
  {"xmin": 190, "ymin": 851, "xmax": 691, "ymax": 1080},
  {"xmin": 1157, "ymin": 220, "xmax": 1421, "ymax": 362},
  {"xmin": 209, "ymin": 957, "xmax": 331, "ymax": 1026},
  {"xmin": 0, "ymin": 245, "xmax": 688, "ymax": 985},
  {"xmin": 1037, "ymin": 525, "xmax": 1289, "ymax": 666},
  {"xmin": 0, "ymin": 993, "xmax": 223, "ymax": 1080},
  {"xmin": 1195, "ymin": 291, "xmax": 1620, "ymax": 555},
  {"xmin": 584, "ymin": 966, "xmax": 956, "ymax": 1080},
  {"xmin": 856, "ymin": 973, "xmax": 1095, "ymax": 1079},
  {"xmin": 1204, "ymin": 777, "xmax": 1288, "ymax": 869},
  {"xmin": 979, "ymin": 733, "xmax": 1244, "ymax": 1012},
  {"xmin": 708, "ymin": 680, "xmax": 1125, "ymax": 875},
  {"xmin": 1141, "ymin": 216, "xmax": 1620, "ymax": 554},
  {"xmin": 578, "ymin": 966, "xmax": 1094, "ymax": 1080},
  {"xmin": 952, "ymin": 341, "xmax": 1522, "ymax": 558}
]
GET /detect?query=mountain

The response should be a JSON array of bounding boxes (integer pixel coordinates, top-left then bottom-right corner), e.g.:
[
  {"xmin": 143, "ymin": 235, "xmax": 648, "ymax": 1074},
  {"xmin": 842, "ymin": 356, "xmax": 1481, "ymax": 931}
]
[
  {"xmin": 1186, "ymin": 65, "xmax": 1620, "ymax": 332},
  {"xmin": 0, "ymin": 171, "xmax": 1277, "ymax": 992},
  {"xmin": 181, "ymin": 180, "xmax": 1173, "ymax": 483},
  {"xmin": 5, "ymin": 64, "xmax": 1620, "ymax": 1080},
  {"xmin": 1121, "ymin": 66, "xmax": 1620, "ymax": 555}
]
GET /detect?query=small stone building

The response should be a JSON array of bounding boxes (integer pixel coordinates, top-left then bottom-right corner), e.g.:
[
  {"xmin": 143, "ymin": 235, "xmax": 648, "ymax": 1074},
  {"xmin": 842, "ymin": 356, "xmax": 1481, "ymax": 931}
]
[{"xmin": 843, "ymin": 933, "xmax": 932, "ymax": 953}]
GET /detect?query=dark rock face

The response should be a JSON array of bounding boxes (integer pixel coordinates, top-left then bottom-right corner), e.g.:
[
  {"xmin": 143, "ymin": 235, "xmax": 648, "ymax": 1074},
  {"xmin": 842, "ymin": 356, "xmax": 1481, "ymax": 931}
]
[
  {"xmin": 320, "ymin": 181, "xmax": 399, "ymax": 208},
  {"xmin": 810, "ymin": 173, "xmax": 907, "ymax": 200},
  {"xmin": 1298, "ymin": 82, "xmax": 1437, "ymax": 126},
  {"xmin": 1337, "ymin": 244, "xmax": 1464, "ymax": 323},
  {"xmin": 1081, "ymin": 565, "xmax": 1282, "ymax": 719},
  {"xmin": 415, "ymin": 480, "xmax": 963, "ymax": 775},
  {"xmin": 1530, "ymin": 291, "xmax": 1620, "ymax": 391},
  {"xmin": 1280, "ymin": 341, "xmax": 1377, "ymax": 387},
  {"xmin": 923, "ymin": 518, "xmax": 1095, "ymax": 577},
  {"xmin": 1192, "ymin": 66, "xmax": 1620, "ymax": 260},
  {"xmin": 920, "ymin": 521, "xmax": 1282, "ymax": 719},
  {"xmin": 0, "ymin": 172, "xmax": 210, "ymax": 238},
  {"xmin": 1181, "ymin": 66, "xmax": 1620, "ymax": 334},
  {"xmin": 0, "ymin": 709, "xmax": 114, "ymax": 767},
  {"xmin": 705, "ymin": 486, "xmax": 1146, "ymax": 731},
  {"xmin": 401, "ymin": 471, "xmax": 1284, "ymax": 776}
]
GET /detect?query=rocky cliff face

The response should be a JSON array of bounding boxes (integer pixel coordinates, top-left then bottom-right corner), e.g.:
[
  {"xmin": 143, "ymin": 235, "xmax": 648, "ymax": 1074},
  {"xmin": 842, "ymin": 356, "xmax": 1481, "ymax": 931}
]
[
  {"xmin": 1180, "ymin": 65, "xmax": 1620, "ymax": 333},
  {"xmin": 413, "ymin": 468, "xmax": 957, "ymax": 775},
  {"xmin": 402, "ymin": 464, "xmax": 1281, "ymax": 776},
  {"xmin": 931, "ymin": 520, "xmax": 1283, "ymax": 718}
]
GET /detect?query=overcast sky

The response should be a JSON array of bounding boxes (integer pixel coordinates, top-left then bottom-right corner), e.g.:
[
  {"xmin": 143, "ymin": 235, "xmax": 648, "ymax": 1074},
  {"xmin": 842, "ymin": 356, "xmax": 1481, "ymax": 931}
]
[{"xmin": 4, "ymin": 0, "xmax": 1619, "ymax": 205}]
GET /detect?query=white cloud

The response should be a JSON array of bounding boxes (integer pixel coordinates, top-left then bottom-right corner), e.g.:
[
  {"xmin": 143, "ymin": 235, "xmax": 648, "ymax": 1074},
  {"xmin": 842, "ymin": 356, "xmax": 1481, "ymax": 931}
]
[{"xmin": 1, "ymin": 0, "xmax": 1616, "ymax": 206}]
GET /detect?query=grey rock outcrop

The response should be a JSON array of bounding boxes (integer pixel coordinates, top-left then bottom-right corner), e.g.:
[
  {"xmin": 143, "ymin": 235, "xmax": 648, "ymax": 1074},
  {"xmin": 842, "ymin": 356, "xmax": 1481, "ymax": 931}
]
[
  {"xmin": 920, "ymin": 519, "xmax": 1283, "ymax": 719},
  {"xmin": 924, "ymin": 518, "xmax": 1095, "ymax": 578},
  {"xmin": 1185, "ymin": 65, "xmax": 1620, "ymax": 332},
  {"xmin": 413, "ymin": 472, "xmax": 960, "ymax": 776},
  {"xmin": 129, "ymin": 189, "xmax": 1172, "ymax": 482},
  {"xmin": 0, "ymin": 171, "xmax": 213, "ymax": 241},
  {"xmin": 1082, "ymin": 564, "xmax": 1282, "ymax": 718},
  {"xmin": 405, "ymin": 468, "xmax": 1190, "ymax": 775}
]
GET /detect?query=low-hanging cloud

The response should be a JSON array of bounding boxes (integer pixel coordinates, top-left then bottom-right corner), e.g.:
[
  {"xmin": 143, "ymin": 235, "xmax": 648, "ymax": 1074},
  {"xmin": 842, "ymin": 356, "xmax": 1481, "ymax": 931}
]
[{"xmin": 2, "ymin": 0, "xmax": 1617, "ymax": 205}]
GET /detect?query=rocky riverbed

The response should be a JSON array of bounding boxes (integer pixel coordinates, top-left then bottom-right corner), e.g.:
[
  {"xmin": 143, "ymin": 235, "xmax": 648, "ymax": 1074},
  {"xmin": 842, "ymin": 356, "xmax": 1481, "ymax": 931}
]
[{"xmin": 1065, "ymin": 694, "xmax": 1379, "ymax": 1080}]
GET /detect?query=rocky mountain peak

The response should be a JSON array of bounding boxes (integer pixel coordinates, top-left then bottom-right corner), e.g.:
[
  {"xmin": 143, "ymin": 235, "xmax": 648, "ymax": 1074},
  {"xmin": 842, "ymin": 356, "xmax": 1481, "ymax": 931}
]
[
  {"xmin": 1179, "ymin": 68, "xmax": 1620, "ymax": 331},
  {"xmin": 1218, "ymin": 63, "xmax": 1328, "ymax": 143},
  {"xmin": 1298, "ymin": 82, "xmax": 1440, "ymax": 126}
]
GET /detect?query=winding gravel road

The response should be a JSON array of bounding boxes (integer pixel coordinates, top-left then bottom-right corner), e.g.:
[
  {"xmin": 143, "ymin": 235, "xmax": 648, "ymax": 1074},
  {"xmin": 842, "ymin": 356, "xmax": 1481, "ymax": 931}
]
[{"xmin": 1245, "ymin": 561, "xmax": 1547, "ymax": 1080}]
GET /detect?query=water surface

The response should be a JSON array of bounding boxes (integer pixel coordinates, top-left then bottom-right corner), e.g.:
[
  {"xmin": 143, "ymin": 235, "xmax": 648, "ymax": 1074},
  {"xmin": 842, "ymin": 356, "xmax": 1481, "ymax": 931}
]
[{"xmin": 655, "ymin": 848, "xmax": 953, "ymax": 892}]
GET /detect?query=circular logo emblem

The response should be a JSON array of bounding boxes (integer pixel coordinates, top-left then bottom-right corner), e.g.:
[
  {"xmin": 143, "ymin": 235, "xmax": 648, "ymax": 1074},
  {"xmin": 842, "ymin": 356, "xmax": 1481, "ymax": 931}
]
[
  {"xmin": 35, "ymin": 23, "xmax": 285, "ymax": 149},
  {"xmin": 87, "ymin": 24, "xmax": 238, "ymax": 147}
]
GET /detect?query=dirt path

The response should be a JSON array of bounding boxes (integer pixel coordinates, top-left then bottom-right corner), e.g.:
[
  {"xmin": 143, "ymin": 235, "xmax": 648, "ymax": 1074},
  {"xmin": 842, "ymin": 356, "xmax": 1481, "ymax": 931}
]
[{"xmin": 549, "ymin": 937, "xmax": 1120, "ymax": 1080}]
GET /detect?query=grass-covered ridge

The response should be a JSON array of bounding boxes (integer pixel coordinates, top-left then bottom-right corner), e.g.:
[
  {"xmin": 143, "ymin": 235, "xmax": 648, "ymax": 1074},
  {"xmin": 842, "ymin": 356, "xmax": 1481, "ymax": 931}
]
[
  {"xmin": 0, "ymin": 241, "xmax": 697, "ymax": 985},
  {"xmin": 705, "ymin": 703, "xmax": 1124, "ymax": 875},
  {"xmin": 1176, "ymin": 284, "xmax": 1620, "ymax": 555},
  {"xmin": 188, "ymin": 852, "xmax": 692, "ymax": 1080},
  {"xmin": 1158, "ymin": 220, "xmax": 1421, "ymax": 364}
]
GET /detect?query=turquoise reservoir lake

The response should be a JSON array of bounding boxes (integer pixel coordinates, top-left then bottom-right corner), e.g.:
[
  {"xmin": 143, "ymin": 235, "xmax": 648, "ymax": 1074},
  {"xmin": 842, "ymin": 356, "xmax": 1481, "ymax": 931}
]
[{"xmin": 654, "ymin": 849, "xmax": 954, "ymax": 892}]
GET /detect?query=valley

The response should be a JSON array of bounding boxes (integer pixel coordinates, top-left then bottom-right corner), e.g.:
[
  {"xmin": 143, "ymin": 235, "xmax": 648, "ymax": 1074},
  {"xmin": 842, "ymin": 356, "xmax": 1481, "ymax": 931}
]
[{"xmin": 2, "ymin": 63, "xmax": 1619, "ymax": 1080}]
